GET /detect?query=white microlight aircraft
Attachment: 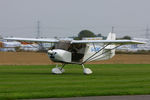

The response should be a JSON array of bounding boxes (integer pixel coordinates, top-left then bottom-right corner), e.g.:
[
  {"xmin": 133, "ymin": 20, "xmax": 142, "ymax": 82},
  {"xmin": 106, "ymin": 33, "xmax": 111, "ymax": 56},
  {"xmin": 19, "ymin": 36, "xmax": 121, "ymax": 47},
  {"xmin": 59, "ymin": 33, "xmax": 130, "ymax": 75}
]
[{"xmin": 4, "ymin": 32, "xmax": 145, "ymax": 74}]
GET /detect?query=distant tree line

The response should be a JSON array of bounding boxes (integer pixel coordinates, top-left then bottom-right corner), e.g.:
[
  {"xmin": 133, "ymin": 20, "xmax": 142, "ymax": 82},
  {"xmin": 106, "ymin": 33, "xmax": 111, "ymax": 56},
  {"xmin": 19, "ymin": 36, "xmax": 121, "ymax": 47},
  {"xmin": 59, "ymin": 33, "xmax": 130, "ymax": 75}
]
[
  {"xmin": 119, "ymin": 36, "xmax": 131, "ymax": 40},
  {"xmin": 74, "ymin": 30, "xmax": 131, "ymax": 40}
]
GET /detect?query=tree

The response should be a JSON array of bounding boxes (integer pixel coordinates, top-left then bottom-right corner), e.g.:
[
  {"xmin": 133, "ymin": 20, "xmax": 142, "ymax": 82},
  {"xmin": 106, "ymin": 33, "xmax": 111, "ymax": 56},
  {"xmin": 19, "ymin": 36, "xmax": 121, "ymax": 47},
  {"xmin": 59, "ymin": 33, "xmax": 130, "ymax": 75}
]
[
  {"xmin": 122, "ymin": 36, "xmax": 131, "ymax": 40},
  {"xmin": 77, "ymin": 30, "xmax": 96, "ymax": 40},
  {"xmin": 97, "ymin": 33, "xmax": 102, "ymax": 37}
]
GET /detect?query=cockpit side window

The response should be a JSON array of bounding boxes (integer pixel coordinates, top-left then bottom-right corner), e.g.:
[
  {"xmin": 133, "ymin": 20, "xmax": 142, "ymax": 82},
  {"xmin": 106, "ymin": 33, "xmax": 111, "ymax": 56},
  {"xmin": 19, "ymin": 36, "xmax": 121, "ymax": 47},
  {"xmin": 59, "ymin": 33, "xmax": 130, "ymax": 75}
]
[
  {"xmin": 54, "ymin": 41, "xmax": 71, "ymax": 50},
  {"xmin": 69, "ymin": 44, "xmax": 86, "ymax": 54}
]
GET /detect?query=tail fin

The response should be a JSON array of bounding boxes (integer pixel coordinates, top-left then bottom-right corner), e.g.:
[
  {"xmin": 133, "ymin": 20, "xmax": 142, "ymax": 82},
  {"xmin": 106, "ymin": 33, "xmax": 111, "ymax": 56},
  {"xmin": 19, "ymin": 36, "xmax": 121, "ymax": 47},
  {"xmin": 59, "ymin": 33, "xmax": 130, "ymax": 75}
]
[
  {"xmin": 106, "ymin": 32, "xmax": 116, "ymax": 40},
  {"xmin": 104, "ymin": 32, "xmax": 116, "ymax": 59},
  {"xmin": 105, "ymin": 32, "xmax": 116, "ymax": 49}
]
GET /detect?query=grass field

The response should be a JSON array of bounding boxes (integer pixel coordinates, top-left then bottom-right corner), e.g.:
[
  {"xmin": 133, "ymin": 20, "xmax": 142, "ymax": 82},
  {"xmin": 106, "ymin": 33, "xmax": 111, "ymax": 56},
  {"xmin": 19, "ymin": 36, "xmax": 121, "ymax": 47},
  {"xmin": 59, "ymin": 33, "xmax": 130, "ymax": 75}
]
[{"xmin": 0, "ymin": 64, "xmax": 150, "ymax": 100}]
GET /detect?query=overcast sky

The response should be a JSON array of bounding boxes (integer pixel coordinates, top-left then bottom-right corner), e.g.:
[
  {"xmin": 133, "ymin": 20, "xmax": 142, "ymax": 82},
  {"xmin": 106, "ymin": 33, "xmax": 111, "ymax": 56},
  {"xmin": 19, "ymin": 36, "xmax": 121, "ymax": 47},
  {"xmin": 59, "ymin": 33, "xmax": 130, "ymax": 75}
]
[{"xmin": 0, "ymin": 0, "xmax": 150, "ymax": 38}]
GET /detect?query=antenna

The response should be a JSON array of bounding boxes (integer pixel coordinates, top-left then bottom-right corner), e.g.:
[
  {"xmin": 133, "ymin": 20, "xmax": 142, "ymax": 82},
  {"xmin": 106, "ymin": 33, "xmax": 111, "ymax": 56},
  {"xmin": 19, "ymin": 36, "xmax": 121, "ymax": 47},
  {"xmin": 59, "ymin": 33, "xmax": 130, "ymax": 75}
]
[
  {"xmin": 37, "ymin": 20, "xmax": 40, "ymax": 38},
  {"xmin": 112, "ymin": 26, "xmax": 114, "ymax": 33}
]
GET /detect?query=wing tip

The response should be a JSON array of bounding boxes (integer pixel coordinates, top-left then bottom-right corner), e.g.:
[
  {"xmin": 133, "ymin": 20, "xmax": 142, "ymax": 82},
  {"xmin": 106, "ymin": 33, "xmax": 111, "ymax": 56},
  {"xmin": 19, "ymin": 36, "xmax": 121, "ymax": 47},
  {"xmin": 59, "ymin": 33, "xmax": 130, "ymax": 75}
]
[{"xmin": 131, "ymin": 40, "xmax": 147, "ymax": 44}]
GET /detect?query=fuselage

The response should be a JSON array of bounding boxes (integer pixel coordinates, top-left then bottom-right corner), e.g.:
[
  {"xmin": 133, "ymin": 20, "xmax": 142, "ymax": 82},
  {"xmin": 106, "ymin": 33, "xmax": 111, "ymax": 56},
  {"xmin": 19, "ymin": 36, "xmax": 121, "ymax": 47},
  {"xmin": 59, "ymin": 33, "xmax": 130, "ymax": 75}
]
[{"xmin": 47, "ymin": 40, "xmax": 116, "ymax": 64}]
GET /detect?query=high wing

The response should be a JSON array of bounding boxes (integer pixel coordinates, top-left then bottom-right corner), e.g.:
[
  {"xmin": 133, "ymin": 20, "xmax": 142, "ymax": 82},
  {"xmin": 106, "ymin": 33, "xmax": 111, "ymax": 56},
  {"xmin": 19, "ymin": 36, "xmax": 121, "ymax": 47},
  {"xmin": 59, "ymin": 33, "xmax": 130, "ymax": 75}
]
[
  {"xmin": 71, "ymin": 40, "xmax": 146, "ymax": 45},
  {"xmin": 4, "ymin": 37, "xmax": 59, "ymax": 43},
  {"xmin": 4, "ymin": 37, "xmax": 146, "ymax": 45}
]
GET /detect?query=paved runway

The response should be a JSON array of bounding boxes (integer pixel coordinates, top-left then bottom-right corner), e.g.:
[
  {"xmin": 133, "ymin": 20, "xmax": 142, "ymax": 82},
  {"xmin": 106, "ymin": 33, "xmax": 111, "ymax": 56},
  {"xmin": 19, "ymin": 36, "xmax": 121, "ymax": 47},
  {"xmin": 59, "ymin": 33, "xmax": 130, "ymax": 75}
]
[{"xmin": 29, "ymin": 95, "xmax": 150, "ymax": 100}]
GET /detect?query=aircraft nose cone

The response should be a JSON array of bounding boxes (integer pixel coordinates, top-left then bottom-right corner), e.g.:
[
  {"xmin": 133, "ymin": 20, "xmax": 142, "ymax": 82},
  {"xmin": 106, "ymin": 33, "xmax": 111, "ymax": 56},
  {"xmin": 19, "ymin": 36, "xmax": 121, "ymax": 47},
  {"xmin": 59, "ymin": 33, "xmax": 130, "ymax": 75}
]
[{"xmin": 48, "ymin": 50, "xmax": 57, "ymax": 58}]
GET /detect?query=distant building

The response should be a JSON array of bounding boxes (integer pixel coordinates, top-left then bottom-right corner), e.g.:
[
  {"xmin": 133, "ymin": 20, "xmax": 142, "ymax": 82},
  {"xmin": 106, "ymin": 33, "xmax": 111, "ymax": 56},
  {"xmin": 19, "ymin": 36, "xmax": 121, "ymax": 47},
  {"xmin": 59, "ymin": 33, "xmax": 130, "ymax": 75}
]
[
  {"xmin": 83, "ymin": 37, "xmax": 103, "ymax": 40},
  {"xmin": 0, "ymin": 41, "xmax": 21, "ymax": 52},
  {"xmin": 117, "ymin": 38, "xmax": 150, "ymax": 51},
  {"xmin": 20, "ymin": 44, "xmax": 40, "ymax": 51},
  {"xmin": 133, "ymin": 38, "xmax": 150, "ymax": 50}
]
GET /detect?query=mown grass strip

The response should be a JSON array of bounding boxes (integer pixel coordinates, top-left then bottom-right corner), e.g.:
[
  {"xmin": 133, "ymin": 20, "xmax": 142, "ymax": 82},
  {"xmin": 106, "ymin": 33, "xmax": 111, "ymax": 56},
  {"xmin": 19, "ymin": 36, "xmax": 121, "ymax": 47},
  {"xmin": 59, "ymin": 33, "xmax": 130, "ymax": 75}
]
[{"xmin": 0, "ymin": 64, "xmax": 150, "ymax": 100}]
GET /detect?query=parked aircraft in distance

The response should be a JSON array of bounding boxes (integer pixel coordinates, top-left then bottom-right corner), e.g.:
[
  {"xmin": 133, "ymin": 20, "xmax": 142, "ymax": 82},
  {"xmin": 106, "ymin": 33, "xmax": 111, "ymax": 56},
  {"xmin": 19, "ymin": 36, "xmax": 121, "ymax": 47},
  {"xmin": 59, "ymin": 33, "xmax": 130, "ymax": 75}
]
[{"xmin": 4, "ymin": 32, "xmax": 145, "ymax": 74}]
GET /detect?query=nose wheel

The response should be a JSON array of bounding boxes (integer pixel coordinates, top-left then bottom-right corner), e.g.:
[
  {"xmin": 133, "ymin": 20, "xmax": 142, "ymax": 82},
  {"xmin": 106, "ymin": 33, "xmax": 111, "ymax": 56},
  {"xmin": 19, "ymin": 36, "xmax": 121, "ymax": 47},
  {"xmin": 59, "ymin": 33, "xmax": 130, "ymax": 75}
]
[
  {"xmin": 52, "ymin": 64, "xmax": 65, "ymax": 74},
  {"xmin": 82, "ymin": 64, "xmax": 92, "ymax": 74}
]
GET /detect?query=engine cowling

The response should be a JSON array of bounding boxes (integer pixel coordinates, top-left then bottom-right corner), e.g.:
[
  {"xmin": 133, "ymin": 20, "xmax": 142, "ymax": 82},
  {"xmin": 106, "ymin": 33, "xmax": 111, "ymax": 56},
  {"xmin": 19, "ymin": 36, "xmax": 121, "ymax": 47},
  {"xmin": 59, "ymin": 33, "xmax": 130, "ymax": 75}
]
[{"xmin": 48, "ymin": 49, "xmax": 71, "ymax": 63}]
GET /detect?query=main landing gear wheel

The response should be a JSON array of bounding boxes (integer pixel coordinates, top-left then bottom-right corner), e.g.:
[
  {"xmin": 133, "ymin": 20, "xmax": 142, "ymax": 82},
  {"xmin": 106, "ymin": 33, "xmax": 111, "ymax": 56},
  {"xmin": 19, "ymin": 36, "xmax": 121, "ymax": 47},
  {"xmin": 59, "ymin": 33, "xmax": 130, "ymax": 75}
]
[
  {"xmin": 52, "ymin": 64, "xmax": 65, "ymax": 74},
  {"xmin": 82, "ymin": 64, "xmax": 92, "ymax": 75}
]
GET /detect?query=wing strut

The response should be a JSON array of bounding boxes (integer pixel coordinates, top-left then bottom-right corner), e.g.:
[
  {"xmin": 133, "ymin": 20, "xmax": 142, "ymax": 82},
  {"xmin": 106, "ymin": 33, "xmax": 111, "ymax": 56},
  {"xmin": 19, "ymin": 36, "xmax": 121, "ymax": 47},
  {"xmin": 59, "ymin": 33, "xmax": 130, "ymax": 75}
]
[{"xmin": 92, "ymin": 43, "xmax": 96, "ymax": 51}]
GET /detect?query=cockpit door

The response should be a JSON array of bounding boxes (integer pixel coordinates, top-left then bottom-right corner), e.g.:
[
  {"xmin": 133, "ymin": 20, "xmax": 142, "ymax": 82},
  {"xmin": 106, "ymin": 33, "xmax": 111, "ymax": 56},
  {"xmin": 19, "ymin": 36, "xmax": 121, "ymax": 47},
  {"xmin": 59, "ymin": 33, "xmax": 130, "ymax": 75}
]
[{"xmin": 69, "ymin": 43, "xmax": 86, "ymax": 62}]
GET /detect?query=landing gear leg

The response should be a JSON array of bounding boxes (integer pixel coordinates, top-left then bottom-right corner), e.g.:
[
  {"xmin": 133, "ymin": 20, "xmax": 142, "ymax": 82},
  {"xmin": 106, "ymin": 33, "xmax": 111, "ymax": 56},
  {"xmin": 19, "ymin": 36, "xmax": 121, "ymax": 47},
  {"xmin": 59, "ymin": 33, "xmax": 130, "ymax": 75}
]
[
  {"xmin": 52, "ymin": 64, "xmax": 65, "ymax": 74},
  {"xmin": 82, "ymin": 64, "xmax": 92, "ymax": 74}
]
